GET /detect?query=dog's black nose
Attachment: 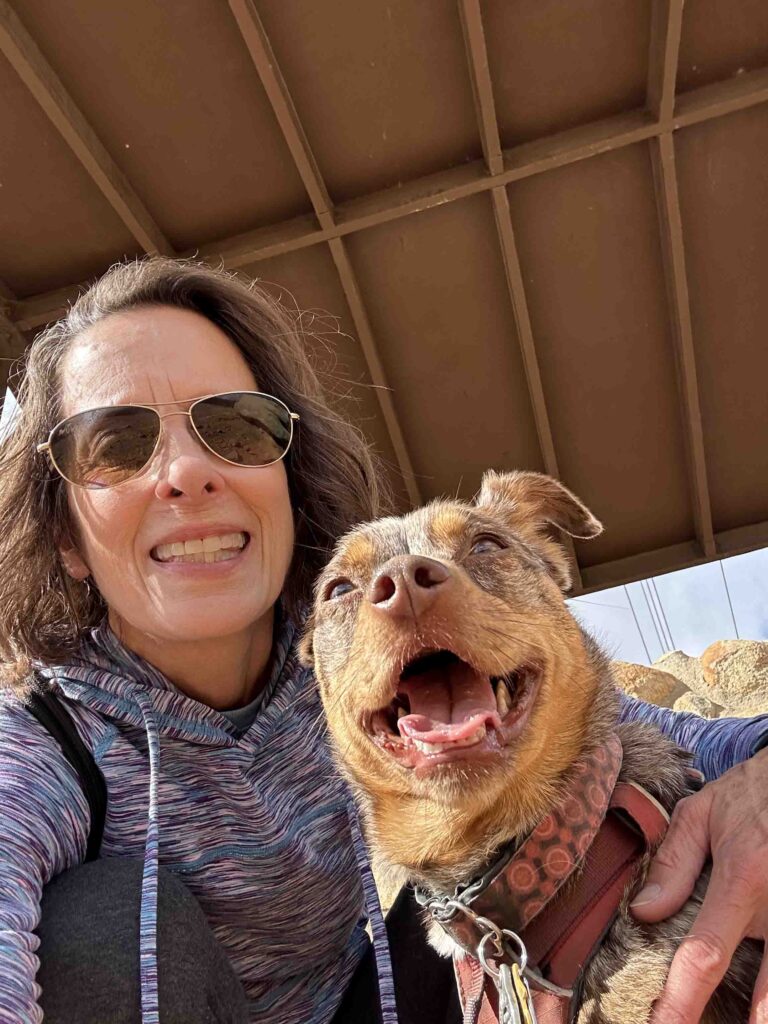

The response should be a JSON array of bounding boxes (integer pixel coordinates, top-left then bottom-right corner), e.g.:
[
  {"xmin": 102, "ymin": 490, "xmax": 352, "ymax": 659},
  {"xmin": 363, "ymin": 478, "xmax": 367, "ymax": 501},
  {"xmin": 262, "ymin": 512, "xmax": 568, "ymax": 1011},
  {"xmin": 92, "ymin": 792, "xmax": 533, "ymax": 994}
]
[{"xmin": 368, "ymin": 555, "xmax": 450, "ymax": 618}]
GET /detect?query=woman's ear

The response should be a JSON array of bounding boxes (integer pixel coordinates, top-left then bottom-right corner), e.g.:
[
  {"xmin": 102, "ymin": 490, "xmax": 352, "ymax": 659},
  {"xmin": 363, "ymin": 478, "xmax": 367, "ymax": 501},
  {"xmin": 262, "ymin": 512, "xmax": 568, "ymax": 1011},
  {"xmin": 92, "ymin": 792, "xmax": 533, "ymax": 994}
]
[{"xmin": 60, "ymin": 546, "xmax": 91, "ymax": 581}]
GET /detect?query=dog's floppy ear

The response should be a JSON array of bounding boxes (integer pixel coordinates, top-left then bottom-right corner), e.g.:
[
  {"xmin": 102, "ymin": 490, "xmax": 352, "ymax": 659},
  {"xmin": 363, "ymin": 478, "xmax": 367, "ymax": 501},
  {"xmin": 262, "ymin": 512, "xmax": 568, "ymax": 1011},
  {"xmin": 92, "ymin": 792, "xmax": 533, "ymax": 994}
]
[{"xmin": 474, "ymin": 470, "xmax": 602, "ymax": 590}]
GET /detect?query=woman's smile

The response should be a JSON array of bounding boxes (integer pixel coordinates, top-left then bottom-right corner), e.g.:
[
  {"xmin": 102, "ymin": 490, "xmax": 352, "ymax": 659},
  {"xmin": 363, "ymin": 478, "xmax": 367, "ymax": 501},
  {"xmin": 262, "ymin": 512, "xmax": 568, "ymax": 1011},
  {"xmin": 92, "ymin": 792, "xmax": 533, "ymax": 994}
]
[{"xmin": 150, "ymin": 529, "xmax": 249, "ymax": 565}]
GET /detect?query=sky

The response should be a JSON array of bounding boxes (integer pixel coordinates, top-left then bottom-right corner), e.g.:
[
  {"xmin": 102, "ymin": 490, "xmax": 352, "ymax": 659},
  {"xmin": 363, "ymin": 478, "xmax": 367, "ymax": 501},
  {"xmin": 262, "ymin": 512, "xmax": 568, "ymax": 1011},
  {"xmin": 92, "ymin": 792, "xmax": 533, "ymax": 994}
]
[{"xmin": 568, "ymin": 547, "xmax": 768, "ymax": 665}]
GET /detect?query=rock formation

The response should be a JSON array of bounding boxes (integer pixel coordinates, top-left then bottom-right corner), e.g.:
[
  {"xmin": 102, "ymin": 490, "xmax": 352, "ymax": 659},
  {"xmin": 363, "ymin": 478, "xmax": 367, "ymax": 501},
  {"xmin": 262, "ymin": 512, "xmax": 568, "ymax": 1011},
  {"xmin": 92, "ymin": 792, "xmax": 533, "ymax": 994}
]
[{"xmin": 612, "ymin": 639, "xmax": 768, "ymax": 718}]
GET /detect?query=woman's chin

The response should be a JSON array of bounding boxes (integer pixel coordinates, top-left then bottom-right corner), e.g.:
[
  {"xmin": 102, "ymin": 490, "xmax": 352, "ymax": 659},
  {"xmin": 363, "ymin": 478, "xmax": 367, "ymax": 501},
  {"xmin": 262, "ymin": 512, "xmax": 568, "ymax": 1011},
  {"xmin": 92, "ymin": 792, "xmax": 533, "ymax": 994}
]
[{"xmin": 110, "ymin": 597, "xmax": 276, "ymax": 648}]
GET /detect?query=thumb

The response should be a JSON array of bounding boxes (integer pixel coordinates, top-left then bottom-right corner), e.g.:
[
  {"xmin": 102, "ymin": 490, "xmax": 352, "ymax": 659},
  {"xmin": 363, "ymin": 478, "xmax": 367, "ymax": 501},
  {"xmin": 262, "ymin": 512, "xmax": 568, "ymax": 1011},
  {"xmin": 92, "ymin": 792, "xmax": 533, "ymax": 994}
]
[{"xmin": 630, "ymin": 792, "xmax": 710, "ymax": 923}]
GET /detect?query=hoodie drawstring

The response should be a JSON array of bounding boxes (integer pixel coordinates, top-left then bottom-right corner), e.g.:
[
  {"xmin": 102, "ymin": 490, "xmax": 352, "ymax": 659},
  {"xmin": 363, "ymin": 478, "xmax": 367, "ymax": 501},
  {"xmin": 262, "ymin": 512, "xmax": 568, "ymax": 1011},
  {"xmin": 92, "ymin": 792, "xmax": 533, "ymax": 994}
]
[
  {"xmin": 131, "ymin": 686, "xmax": 162, "ymax": 1024},
  {"xmin": 348, "ymin": 800, "xmax": 399, "ymax": 1024}
]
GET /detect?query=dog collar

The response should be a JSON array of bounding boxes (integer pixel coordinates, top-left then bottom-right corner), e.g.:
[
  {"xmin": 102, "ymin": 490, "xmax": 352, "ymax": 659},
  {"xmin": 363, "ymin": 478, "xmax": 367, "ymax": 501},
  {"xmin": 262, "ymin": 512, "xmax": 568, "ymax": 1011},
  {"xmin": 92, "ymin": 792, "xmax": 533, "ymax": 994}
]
[{"xmin": 416, "ymin": 734, "xmax": 670, "ymax": 1023}]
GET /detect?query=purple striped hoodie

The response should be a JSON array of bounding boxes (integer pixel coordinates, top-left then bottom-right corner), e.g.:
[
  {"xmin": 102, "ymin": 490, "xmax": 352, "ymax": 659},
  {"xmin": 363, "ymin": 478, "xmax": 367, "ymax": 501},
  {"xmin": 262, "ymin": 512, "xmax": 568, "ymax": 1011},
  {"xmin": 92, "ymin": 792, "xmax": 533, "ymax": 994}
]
[{"xmin": 0, "ymin": 618, "xmax": 390, "ymax": 1024}]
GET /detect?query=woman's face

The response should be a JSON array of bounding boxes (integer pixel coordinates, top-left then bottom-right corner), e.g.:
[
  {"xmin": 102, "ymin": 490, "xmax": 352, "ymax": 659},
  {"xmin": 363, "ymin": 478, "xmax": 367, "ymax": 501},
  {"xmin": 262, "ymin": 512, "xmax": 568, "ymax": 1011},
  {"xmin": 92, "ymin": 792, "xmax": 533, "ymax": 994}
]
[{"xmin": 59, "ymin": 306, "xmax": 294, "ymax": 646}]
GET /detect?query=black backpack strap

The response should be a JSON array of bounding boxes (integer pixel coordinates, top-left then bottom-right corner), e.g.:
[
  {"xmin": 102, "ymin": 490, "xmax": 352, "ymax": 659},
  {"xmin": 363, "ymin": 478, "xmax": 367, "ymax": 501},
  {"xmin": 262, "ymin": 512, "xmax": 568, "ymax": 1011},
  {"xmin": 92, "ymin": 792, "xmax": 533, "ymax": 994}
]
[{"xmin": 25, "ymin": 687, "xmax": 107, "ymax": 862}]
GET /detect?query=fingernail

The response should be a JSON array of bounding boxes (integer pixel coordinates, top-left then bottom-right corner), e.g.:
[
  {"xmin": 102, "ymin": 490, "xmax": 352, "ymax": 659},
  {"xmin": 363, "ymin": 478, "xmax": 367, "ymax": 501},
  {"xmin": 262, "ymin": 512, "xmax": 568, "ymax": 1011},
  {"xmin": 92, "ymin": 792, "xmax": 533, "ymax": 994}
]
[{"xmin": 630, "ymin": 883, "xmax": 661, "ymax": 908}]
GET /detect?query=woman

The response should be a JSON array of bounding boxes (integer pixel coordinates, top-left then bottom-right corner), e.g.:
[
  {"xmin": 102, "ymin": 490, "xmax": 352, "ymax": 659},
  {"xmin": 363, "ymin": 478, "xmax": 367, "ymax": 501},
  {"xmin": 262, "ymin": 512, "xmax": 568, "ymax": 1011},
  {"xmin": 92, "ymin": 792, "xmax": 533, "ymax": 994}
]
[
  {"xmin": 1, "ymin": 258, "xmax": 767, "ymax": 1024},
  {"xmin": 0, "ymin": 259, "xmax": 397, "ymax": 1024}
]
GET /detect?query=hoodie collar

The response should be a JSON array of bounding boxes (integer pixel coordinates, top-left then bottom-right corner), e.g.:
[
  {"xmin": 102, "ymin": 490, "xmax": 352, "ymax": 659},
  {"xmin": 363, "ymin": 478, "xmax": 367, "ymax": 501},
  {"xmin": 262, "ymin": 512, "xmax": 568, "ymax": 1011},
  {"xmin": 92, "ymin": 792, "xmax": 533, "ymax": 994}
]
[{"xmin": 38, "ymin": 610, "xmax": 299, "ymax": 747}]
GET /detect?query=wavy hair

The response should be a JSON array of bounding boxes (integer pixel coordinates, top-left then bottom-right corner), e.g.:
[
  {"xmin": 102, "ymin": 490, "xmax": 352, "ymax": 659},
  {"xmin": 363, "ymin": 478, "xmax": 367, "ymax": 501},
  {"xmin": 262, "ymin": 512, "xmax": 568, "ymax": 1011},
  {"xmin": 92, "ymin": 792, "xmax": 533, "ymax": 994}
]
[{"xmin": 0, "ymin": 257, "xmax": 390, "ymax": 686}]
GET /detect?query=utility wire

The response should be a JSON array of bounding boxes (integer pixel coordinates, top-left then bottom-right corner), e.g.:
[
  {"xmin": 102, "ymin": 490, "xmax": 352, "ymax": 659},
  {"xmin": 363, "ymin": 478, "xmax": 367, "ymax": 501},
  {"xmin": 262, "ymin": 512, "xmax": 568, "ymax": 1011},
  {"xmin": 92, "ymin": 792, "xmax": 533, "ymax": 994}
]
[
  {"xmin": 651, "ymin": 577, "xmax": 676, "ymax": 651},
  {"xmin": 641, "ymin": 579, "xmax": 666, "ymax": 656},
  {"xmin": 719, "ymin": 560, "xmax": 740, "ymax": 639},
  {"xmin": 625, "ymin": 585, "xmax": 652, "ymax": 664}
]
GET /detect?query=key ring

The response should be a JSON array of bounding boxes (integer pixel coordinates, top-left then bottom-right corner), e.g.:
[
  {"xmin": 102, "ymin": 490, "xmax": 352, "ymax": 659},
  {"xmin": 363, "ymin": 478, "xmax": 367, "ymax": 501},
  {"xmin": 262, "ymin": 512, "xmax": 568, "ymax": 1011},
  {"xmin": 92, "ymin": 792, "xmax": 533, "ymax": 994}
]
[{"xmin": 478, "ymin": 926, "xmax": 528, "ymax": 979}]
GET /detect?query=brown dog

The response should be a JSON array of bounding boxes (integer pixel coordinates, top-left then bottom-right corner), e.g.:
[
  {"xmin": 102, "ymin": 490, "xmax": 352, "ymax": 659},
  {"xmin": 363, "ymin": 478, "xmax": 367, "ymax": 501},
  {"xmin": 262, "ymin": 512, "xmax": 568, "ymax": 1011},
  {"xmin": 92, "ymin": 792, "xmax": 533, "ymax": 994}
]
[{"xmin": 301, "ymin": 471, "xmax": 760, "ymax": 1023}]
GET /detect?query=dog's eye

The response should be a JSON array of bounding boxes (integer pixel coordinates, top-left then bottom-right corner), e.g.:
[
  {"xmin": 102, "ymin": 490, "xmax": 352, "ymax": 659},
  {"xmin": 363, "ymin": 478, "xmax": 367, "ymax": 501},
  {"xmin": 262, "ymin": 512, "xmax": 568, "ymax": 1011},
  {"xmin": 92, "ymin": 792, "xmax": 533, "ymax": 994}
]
[
  {"xmin": 324, "ymin": 578, "xmax": 356, "ymax": 601},
  {"xmin": 470, "ymin": 535, "xmax": 506, "ymax": 555}
]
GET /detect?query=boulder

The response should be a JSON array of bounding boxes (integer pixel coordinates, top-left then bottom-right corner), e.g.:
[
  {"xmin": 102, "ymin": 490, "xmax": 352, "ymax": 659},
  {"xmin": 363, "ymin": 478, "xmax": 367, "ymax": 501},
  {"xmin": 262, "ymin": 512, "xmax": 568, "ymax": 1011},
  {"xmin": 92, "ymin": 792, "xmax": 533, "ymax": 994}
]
[
  {"xmin": 673, "ymin": 691, "xmax": 723, "ymax": 718},
  {"xmin": 699, "ymin": 640, "xmax": 768, "ymax": 716},
  {"xmin": 611, "ymin": 661, "xmax": 687, "ymax": 707},
  {"xmin": 653, "ymin": 650, "xmax": 707, "ymax": 697}
]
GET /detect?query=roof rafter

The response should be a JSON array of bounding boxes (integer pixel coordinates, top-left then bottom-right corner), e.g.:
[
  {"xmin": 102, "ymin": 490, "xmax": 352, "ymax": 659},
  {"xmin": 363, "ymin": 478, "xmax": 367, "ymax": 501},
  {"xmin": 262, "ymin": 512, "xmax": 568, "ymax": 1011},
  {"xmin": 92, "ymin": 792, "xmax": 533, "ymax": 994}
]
[
  {"xmin": 0, "ymin": 311, "xmax": 24, "ymax": 360},
  {"xmin": 647, "ymin": 0, "xmax": 684, "ymax": 122},
  {"xmin": 12, "ymin": 67, "xmax": 768, "ymax": 329},
  {"xmin": 574, "ymin": 517, "xmax": 768, "ymax": 596},
  {"xmin": 650, "ymin": 134, "xmax": 715, "ymax": 559},
  {"xmin": 458, "ymin": 0, "xmax": 581, "ymax": 586},
  {"xmin": 0, "ymin": 0, "xmax": 171, "ymax": 256},
  {"xmin": 647, "ymin": 2, "xmax": 716, "ymax": 560},
  {"xmin": 227, "ymin": 0, "xmax": 421, "ymax": 508},
  {"xmin": 327, "ymin": 237, "xmax": 422, "ymax": 508},
  {"xmin": 226, "ymin": 0, "xmax": 333, "ymax": 229},
  {"xmin": 458, "ymin": 0, "xmax": 503, "ymax": 176},
  {"xmin": 0, "ymin": 280, "xmax": 25, "ymax": 359}
]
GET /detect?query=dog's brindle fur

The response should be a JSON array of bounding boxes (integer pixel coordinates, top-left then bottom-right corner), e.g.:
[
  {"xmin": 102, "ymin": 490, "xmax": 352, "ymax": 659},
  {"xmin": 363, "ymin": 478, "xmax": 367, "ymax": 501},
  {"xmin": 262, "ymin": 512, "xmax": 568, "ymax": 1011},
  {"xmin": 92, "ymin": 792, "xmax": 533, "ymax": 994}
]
[{"xmin": 301, "ymin": 471, "xmax": 760, "ymax": 1023}]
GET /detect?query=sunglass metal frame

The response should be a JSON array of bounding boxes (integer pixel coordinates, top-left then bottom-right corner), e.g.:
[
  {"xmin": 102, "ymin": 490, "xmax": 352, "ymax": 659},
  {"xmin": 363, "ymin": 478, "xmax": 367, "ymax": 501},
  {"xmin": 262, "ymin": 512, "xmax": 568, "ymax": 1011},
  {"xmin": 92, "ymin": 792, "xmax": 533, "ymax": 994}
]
[{"xmin": 36, "ymin": 391, "xmax": 300, "ymax": 489}]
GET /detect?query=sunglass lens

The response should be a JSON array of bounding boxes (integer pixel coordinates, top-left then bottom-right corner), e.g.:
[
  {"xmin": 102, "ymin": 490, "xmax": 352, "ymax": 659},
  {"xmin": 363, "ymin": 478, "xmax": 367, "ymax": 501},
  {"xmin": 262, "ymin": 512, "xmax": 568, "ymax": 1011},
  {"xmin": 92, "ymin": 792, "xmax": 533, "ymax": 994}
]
[
  {"xmin": 191, "ymin": 393, "xmax": 292, "ymax": 467},
  {"xmin": 50, "ymin": 406, "xmax": 160, "ymax": 488}
]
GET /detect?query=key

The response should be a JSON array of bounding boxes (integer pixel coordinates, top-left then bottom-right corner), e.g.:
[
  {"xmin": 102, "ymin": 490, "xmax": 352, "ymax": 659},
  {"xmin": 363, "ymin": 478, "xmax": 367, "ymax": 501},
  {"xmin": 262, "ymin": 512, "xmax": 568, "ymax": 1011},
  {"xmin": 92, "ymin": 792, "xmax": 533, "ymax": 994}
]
[
  {"xmin": 511, "ymin": 963, "xmax": 538, "ymax": 1024},
  {"xmin": 498, "ymin": 963, "xmax": 522, "ymax": 1024}
]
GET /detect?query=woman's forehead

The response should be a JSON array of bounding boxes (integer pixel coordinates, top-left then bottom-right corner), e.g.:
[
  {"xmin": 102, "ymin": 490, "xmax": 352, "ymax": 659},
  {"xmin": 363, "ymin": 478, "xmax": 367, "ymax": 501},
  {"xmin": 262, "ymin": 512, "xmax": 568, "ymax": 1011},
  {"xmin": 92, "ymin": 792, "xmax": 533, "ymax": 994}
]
[{"xmin": 59, "ymin": 307, "xmax": 258, "ymax": 414}]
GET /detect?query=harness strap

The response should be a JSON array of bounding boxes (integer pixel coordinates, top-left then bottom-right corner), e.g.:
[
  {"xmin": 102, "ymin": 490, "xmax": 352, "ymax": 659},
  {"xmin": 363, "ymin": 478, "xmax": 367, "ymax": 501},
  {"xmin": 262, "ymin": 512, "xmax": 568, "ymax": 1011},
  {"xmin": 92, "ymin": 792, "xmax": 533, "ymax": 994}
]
[
  {"xmin": 453, "ymin": 780, "xmax": 669, "ymax": 1024},
  {"xmin": 25, "ymin": 687, "xmax": 107, "ymax": 862}
]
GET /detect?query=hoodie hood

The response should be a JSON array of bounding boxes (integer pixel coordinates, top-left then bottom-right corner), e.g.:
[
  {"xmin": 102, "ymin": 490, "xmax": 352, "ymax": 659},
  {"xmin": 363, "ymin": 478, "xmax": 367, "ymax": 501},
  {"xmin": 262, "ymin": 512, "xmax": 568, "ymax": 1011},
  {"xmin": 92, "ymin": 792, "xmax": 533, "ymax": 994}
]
[{"xmin": 36, "ymin": 614, "xmax": 297, "ymax": 747}]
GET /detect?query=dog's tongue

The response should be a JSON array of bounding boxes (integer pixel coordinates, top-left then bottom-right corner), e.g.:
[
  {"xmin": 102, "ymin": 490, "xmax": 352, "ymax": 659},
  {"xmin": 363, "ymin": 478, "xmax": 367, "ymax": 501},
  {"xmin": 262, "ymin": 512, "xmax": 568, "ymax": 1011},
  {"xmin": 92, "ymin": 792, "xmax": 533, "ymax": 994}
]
[{"xmin": 397, "ymin": 660, "xmax": 500, "ymax": 744}]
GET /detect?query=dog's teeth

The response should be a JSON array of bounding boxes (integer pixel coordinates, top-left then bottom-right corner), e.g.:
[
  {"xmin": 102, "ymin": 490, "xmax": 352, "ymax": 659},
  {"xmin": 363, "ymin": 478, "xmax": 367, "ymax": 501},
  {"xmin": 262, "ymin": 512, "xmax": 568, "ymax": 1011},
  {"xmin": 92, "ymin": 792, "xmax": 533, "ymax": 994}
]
[
  {"xmin": 397, "ymin": 706, "xmax": 406, "ymax": 720},
  {"xmin": 412, "ymin": 725, "xmax": 486, "ymax": 755},
  {"xmin": 496, "ymin": 681, "xmax": 511, "ymax": 717}
]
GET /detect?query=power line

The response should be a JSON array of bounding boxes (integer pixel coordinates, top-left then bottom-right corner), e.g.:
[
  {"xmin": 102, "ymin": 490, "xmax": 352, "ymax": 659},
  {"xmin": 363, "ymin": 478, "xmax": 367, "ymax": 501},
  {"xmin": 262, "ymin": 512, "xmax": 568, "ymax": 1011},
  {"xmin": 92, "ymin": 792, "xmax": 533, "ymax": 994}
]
[
  {"xmin": 625, "ymin": 585, "xmax": 652, "ymax": 664},
  {"xmin": 641, "ymin": 578, "xmax": 666, "ymax": 656},
  {"xmin": 719, "ymin": 559, "xmax": 740, "ymax": 639},
  {"xmin": 651, "ymin": 577, "xmax": 676, "ymax": 651}
]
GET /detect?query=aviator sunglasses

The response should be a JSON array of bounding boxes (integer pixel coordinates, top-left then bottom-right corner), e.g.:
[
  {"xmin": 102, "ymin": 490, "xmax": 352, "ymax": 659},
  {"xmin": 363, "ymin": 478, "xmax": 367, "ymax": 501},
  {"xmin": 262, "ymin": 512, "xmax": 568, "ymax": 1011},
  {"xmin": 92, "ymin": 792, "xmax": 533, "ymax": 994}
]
[{"xmin": 37, "ymin": 391, "xmax": 300, "ymax": 489}]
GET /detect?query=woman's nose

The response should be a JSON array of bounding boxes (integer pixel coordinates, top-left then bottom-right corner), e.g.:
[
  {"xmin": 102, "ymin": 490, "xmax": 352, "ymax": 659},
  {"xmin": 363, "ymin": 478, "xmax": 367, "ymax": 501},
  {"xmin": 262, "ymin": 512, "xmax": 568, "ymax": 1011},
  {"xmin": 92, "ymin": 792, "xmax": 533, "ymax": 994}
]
[{"xmin": 153, "ymin": 418, "xmax": 225, "ymax": 500}]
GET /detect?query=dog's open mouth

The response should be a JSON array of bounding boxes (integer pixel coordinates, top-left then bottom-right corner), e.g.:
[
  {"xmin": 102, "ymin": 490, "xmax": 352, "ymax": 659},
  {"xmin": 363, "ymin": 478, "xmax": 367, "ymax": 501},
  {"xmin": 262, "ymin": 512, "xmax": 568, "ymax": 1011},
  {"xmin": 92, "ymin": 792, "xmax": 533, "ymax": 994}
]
[{"xmin": 367, "ymin": 649, "xmax": 541, "ymax": 771}]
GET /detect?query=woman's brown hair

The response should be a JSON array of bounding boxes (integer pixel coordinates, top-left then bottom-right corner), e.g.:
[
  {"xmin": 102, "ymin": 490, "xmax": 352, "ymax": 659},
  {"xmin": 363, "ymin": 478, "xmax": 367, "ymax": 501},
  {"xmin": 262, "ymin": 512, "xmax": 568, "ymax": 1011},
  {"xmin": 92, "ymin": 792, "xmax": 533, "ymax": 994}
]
[{"xmin": 0, "ymin": 257, "xmax": 391, "ymax": 686}]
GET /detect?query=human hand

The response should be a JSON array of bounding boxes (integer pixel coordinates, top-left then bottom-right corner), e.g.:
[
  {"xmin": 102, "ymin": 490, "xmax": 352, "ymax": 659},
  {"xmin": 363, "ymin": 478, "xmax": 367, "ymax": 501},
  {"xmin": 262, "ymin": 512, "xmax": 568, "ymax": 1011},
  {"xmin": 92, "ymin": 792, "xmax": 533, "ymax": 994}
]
[{"xmin": 630, "ymin": 748, "xmax": 768, "ymax": 1023}]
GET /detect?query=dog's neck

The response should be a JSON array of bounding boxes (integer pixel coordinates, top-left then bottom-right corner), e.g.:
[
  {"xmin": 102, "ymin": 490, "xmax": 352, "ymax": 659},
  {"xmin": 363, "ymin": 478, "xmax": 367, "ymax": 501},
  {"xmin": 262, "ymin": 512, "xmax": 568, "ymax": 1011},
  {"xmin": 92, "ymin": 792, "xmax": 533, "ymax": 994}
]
[{"xmin": 361, "ymin": 639, "xmax": 621, "ymax": 893}]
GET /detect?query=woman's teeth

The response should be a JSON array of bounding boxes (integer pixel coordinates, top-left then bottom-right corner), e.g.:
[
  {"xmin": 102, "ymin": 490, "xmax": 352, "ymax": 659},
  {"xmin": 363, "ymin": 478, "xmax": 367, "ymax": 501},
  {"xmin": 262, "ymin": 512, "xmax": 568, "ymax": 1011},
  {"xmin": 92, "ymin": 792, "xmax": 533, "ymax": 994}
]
[{"xmin": 152, "ymin": 532, "xmax": 247, "ymax": 564}]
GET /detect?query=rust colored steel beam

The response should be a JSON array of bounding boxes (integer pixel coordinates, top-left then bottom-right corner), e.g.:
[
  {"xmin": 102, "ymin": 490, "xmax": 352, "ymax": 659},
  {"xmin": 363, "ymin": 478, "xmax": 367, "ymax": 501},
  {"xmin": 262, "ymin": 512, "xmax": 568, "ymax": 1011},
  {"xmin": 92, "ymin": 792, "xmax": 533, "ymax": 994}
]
[
  {"xmin": 650, "ymin": 134, "xmax": 715, "ymax": 558},
  {"xmin": 12, "ymin": 68, "xmax": 768, "ymax": 329},
  {"xmin": 489, "ymin": 189, "xmax": 558, "ymax": 481},
  {"xmin": 0, "ymin": 281, "xmax": 25, "ymax": 358},
  {"xmin": 674, "ymin": 65, "xmax": 768, "ymax": 128},
  {"xmin": 0, "ymin": 2, "xmax": 170, "ymax": 256},
  {"xmin": 458, "ymin": 0, "xmax": 556, "ymax": 474},
  {"xmin": 328, "ymin": 238, "xmax": 422, "ymax": 507},
  {"xmin": 575, "ymin": 538, "xmax": 705, "ymax": 595},
  {"xmin": 0, "ymin": 311, "xmax": 24, "ymax": 359},
  {"xmin": 456, "ymin": 0, "xmax": 581, "ymax": 586},
  {"xmin": 490, "ymin": 186, "xmax": 581, "ymax": 587},
  {"xmin": 13, "ymin": 281, "xmax": 85, "ymax": 332},
  {"xmin": 227, "ymin": 0, "xmax": 420, "ymax": 507},
  {"xmin": 574, "ymin": 517, "xmax": 768, "ymax": 596},
  {"xmin": 227, "ymin": 0, "xmax": 333, "ymax": 229},
  {"xmin": 647, "ymin": 0, "xmax": 684, "ymax": 122},
  {"xmin": 458, "ymin": 0, "xmax": 503, "ymax": 175}
]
